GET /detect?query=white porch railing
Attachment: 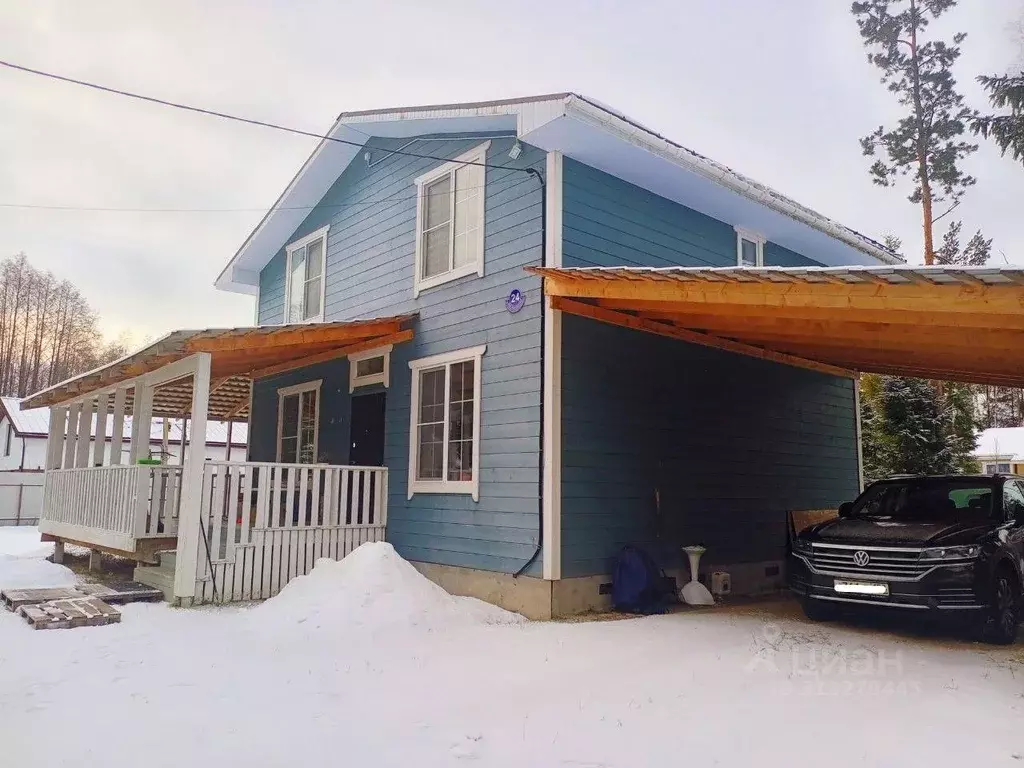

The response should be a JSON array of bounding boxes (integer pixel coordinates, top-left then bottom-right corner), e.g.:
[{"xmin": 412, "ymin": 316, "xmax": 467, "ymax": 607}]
[
  {"xmin": 193, "ymin": 461, "xmax": 388, "ymax": 603},
  {"xmin": 40, "ymin": 464, "xmax": 183, "ymax": 553}
]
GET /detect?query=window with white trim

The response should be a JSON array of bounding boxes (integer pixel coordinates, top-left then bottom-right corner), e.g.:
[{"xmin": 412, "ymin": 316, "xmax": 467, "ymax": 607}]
[
  {"xmin": 413, "ymin": 141, "xmax": 489, "ymax": 296},
  {"xmin": 735, "ymin": 228, "xmax": 765, "ymax": 267},
  {"xmin": 349, "ymin": 345, "xmax": 392, "ymax": 392},
  {"xmin": 284, "ymin": 225, "xmax": 329, "ymax": 323},
  {"xmin": 985, "ymin": 462, "xmax": 1012, "ymax": 475},
  {"xmin": 408, "ymin": 345, "xmax": 486, "ymax": 500},
  {"xmin": 277, "ymin": 380, "xmax": 321, "ymax": 464}
]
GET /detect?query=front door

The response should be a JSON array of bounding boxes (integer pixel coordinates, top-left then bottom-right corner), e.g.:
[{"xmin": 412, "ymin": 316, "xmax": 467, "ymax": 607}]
[{"xmin": 349, "ymin": 392, "xmax": 386, "ymax": 467}]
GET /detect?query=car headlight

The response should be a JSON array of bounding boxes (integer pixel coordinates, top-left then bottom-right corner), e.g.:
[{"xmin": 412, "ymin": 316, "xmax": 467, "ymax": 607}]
[
  {"xmin": 919, "ymin": 545, "xmax": 980, "ymax": 561},
  {"xmin": 792, "ymin": 538, "xmax": 813, "ymax": 555}
]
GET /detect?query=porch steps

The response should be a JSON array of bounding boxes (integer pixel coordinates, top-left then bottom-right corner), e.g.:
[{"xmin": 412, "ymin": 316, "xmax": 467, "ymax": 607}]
[{"xmin": 132, "ymin": 550, "xmax": 177, "ymax": 602}]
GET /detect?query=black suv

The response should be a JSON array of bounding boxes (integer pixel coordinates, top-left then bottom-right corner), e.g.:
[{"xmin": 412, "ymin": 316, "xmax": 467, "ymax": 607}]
[{"xmin": 789, "ymin": 475, "xmax": 1024, "ymax": 644}]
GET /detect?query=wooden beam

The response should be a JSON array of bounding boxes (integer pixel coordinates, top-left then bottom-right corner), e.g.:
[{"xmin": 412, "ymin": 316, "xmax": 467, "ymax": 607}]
[
  {"xmin": 595, "ymin": 298, "xmax": 1024, "ymax": 332},
  {"xmin": 248, "ymin": 330, "xmax": 414, "ymax": 380},
  {"xmin": 186, "ymin": 320, "xmax": 404, "ymax": 353},
  {"xmin": 550, "ymin": 297, "xmax": 856, "ymax": 380},
  {"xmin": 755, "ymin": 341, "xmax": 1024, "ymax": 379},
  {"xmin": 534, "ymin": 268, "xmax": 1024, "ymax": 316}
]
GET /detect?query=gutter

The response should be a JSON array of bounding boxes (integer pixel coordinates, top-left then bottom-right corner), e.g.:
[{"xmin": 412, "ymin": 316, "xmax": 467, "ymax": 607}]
[{"xmin": 566, "ymin": 95, "xmax": 902, "ymax": 266}]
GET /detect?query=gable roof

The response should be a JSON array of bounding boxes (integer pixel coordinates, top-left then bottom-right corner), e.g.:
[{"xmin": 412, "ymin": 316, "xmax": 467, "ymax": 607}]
[
  {"xmin": 216, "ymin": 93, "xmax": 899, "ymax": 294},
  {"xmin": 975, "ymin": 427, "xmax": 1024, "ymax": 460},
  {"xmin": 0, "ymin": 396, "xmax": 247, "ymax": 447}
]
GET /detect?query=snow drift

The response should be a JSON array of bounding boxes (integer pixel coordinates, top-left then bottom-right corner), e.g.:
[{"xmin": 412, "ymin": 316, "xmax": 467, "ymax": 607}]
[
  {"xmin": 0, "ymin": 528, "xmax": 76, "ymax": 590},
  {"xmin": 252, "ymin": 542, "xmax": 523, "ymax": 634}
]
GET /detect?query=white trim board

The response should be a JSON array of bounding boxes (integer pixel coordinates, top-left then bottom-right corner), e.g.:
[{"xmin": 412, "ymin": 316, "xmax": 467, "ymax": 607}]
[{"xmin": 542, "ymin": 150, "xmax": 563, "ymax": 581}]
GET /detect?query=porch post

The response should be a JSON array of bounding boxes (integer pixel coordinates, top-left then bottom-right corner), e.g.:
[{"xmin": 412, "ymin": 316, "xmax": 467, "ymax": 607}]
[
  {"xmin": 63, "ymin": 402, "xmax": 80, "ymax": 469},
  {"xmin": 45, "ymin": 406, "xmax": 67, "ymax": 470},
  {"xmin": 93, "ymin": 393, "xmax": 110, "ymax": 467},
  {"xmin": 74, "ymin": 398, "xmax": 93, "ymax": 468},
  {"xmin": 109, "ymin": 387, "xmax": 127, "ymax": 465},
  {"xmin": 173, "ymin": 352, "xmax": 211, "ymax": 600},
  {"xmin": 129, "ymin": 380, "xmax": 154, "ymax": 464}
]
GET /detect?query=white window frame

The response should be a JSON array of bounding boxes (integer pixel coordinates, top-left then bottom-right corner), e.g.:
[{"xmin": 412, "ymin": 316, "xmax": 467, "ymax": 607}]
[
  {"xmin": 412, "ymin": 141, "xmax": 490, "ymax": 297},
  {"xmin": 407, "ymin": 344, "xmax": 486, "ymax": 501},
  {"xmin": 276, "ymin": 379, "xmax": 322, "ymax": 464},
  {"xmin": 283, "ymin": 224, "xmax": 330, "ymax": 324},
  {"xmin": 735, "ymin": 227, "xmax": 765, "ymax": 267},
  {"xmin": 349, "ymin": 344, "xmax": 392, "ymax": 393}
]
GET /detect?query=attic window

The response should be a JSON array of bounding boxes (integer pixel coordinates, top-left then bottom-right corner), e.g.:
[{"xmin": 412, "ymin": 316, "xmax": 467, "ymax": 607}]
[
  {"xmin": 735, "ymin": 228, "xmax": 765, "ymax": 267},
  {"xmin": 285, "ymin": 225, "xmax": 329, "ymax": 323},
  {"xmin": 349, "ymin": 345, "xmax": 392, "ymax": 392},
  {"xmin": 413, "ymin": 141, "xmax": 490, "ymax": 296}
]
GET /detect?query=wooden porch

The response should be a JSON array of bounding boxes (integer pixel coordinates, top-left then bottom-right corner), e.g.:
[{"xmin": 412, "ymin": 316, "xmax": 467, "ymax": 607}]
[{"xmin": 23, "ymin": 318, "xmax": 412, "ymax": 605}]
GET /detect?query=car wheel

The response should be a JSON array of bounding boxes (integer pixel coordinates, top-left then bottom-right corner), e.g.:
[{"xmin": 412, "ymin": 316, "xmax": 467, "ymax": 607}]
[
  {"xmin": 984, "ymin": 568, "xmax": 1020, "ymax": 645},
  {"xmin": 801, "ymin": 598, "xmax": 836, "ymax": 622}
]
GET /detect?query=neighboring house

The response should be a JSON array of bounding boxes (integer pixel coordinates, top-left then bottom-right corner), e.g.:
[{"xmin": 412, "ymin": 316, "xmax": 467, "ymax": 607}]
[
  {"xmin": 25, "ymin": 93, "xmax": 1021, "ymax": 618},
  {"xmin": 975, "ymin": 427, "xmax": 1024, "ymax": 475},
  {"xmin": 0, "ymin": 397, "xmax": 248, "ymax": 470}
]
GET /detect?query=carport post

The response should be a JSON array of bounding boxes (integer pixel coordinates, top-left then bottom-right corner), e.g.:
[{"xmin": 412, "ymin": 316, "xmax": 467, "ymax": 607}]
[
  {"xmin": 854, "ymin": 378, "xmax": 865, "ymax": 492},
  {"xmin": 173, "ymin": 352, "xmax": 210, "ymax": 602}
]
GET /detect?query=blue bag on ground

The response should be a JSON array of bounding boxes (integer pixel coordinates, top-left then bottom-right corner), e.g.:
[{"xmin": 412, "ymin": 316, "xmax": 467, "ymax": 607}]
[{"xmin": 612, "ymin": 545, "xmax": 670, "ymax": 614}]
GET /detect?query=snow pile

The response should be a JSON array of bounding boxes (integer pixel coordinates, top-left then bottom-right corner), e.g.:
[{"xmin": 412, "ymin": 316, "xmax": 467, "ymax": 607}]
[
  {"xmin": 0, "ymin": 527, "xmax": 76, "ymax": 590},
  {"xmin": 252, "ymin": 542, "xmax": 523, "ymax": 634}
]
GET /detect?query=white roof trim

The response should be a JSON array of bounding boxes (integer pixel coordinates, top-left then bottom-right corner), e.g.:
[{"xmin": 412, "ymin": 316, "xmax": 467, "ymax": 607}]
[{"xmin": 216, "ymin": 93, "xmax": 899, "ymax": 294}]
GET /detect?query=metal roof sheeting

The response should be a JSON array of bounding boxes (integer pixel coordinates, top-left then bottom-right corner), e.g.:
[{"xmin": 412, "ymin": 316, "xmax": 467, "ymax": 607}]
[{"xmin": 533, "ymin": 264, "xmax": 1024, "ymax": 287}]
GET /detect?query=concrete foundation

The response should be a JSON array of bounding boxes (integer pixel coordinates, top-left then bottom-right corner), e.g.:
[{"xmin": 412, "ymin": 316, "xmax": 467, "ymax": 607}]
[{"xmin": 412, "ymin": 558, "xmax": 787, "ymax": 618}]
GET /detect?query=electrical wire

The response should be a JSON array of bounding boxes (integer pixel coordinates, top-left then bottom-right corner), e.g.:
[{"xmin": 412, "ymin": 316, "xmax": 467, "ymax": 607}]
[{"xmin": 0, "ymin": 59, "xmax": 532, "ymax": 174}]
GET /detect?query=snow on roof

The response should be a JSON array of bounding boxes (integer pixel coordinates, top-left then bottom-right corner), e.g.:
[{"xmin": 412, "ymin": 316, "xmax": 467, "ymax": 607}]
[
  {"xmin": 0, "ymin": 396, "xmax": 49, "ymax": 437},
  {"xmin": 0, "ymin": 396, "xmax": 246, "ymax": 446},
  {"xmin": 974, "ymin": 427, "xmax": 1024, "ymax": 460}
]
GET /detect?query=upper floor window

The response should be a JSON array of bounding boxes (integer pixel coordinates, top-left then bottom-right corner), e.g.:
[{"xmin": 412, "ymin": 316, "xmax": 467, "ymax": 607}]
[
  {"xmin": 285, "ymin": 225, "xmax": 329, "ymax": 323},
  {"xmin": 413, "ymin": 141, "xmax": 490, "ymax": 296},
  {"xmin": 735, "ymin": 227, "xmax": 765, "ymax": 267}
]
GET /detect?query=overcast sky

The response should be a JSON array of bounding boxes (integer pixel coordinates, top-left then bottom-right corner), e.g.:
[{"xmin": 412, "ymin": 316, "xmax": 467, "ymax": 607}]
[{"xmin": 2, "ymin": 1, "xmax": 1022, "ymax": 343}]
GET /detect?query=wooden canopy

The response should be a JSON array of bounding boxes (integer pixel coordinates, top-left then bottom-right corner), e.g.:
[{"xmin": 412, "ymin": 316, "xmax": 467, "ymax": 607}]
[
  {"xmin": 530, "ymin": 265, "xmax": 1024, "ymax": 387},
  {"xmin": 21, "ymin": 315, "xmax": 415, "ymax": 418}
]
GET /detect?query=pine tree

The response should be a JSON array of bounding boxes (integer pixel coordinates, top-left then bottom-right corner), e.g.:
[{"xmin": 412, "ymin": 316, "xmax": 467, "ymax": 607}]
[
  {"xmin": 859, "ymin": 374, "xmax": 978, "ymax": 480},
  {"xmin": 973, "ymin": 72, "xmax": 1024, "ymax": 164},
  {"xmin": 934, "ymin": 219, "xmax": 992, "ymax": 265},
  {"xmin": 852, "ymin": 0, "xmax": 983, "ymax": 264}
]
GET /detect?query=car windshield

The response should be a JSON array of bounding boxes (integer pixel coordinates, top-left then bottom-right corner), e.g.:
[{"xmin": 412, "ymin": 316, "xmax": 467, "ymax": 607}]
[{"xmin": 851, "ymin": 480, "xmax": 995, "ymax": 522}]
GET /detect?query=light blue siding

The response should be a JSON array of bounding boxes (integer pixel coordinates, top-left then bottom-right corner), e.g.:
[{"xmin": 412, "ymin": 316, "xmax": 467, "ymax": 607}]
[
  {"xmin": 256, "ymin": 135, "xmax": 545, "ymax": 576},
  {"xmin": 562, "ymin": 158, "xmax": 821, "ymax": 269},
  {"xmin": 558, "ymin": 158, "xmax": 853, "ymax": 579},
  {"xmin": 560, "ymin": 314, "xmax": 860, "ymax": 578}
]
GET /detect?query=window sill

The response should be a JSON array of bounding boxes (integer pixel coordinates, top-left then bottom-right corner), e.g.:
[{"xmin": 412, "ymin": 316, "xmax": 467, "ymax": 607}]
[
  {"xmin": 413, "ymin": 262, "xmax": 483, "ymax": 297},
  {"xmin": 408, "ymin": 479, "xmax": 479, "ymax": 502}
]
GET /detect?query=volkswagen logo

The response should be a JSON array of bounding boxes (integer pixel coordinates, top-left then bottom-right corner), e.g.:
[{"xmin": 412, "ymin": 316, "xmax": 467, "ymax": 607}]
[{"xmin": 853, "ymin": 550, "xmax": 871, "ymax": 567}]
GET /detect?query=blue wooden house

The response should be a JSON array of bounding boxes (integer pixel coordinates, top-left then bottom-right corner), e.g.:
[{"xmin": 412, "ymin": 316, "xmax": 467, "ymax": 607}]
[
  {"xmin": 212, "ymin": 93, "xmax": 899, "ymax": 616},
  {"xmin": 50, "ymin": 93, "xmax": 1024, "ymax": 618}
]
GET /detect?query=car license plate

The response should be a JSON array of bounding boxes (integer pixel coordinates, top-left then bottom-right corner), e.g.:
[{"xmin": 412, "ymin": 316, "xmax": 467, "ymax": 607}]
[{"xmin": 833, "ymin": 580, "xmax": 889, "ymax": 596}]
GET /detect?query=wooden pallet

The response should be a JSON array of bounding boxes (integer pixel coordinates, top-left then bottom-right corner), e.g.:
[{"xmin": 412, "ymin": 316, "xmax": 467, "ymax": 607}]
[
  {"xmin": 18, "ymin": 597, "xmax": 121, "ymax": 630},
  {"xmin": 1, "ymin": 587, "xmax": 83, "ymax": 611},
  {"xmin": 2, "ymin": 582, "xmax": 163, "ymax": 611},
  {"xmin": 75, "ymin": 582, "xmax": 164, "ymax": 605}
]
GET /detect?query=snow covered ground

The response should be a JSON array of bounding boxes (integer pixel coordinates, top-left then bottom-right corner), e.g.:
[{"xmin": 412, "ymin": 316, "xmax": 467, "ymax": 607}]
[{"xmin": 0, "ymin": 528, "xmax": 1021, "ymax": 767}]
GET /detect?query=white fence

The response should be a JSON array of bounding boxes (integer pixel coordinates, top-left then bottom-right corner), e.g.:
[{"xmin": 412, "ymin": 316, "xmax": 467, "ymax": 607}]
[
  {"xmin": 0, "ymin": 472, "xmax": 44, "ymax": 526},
  {"xmin": 39, "ymin": 465, "xmax": 183, "ymax": 552},
  {"xmin": 194, "ymin": 461, "xmax": 388, "ymax": 603}
]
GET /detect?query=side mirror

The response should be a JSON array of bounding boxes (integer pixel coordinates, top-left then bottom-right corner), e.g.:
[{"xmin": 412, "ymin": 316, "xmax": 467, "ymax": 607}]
[{"xmin": 838, "ymin": 502, "xmax": 854, "ymax": 518}]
